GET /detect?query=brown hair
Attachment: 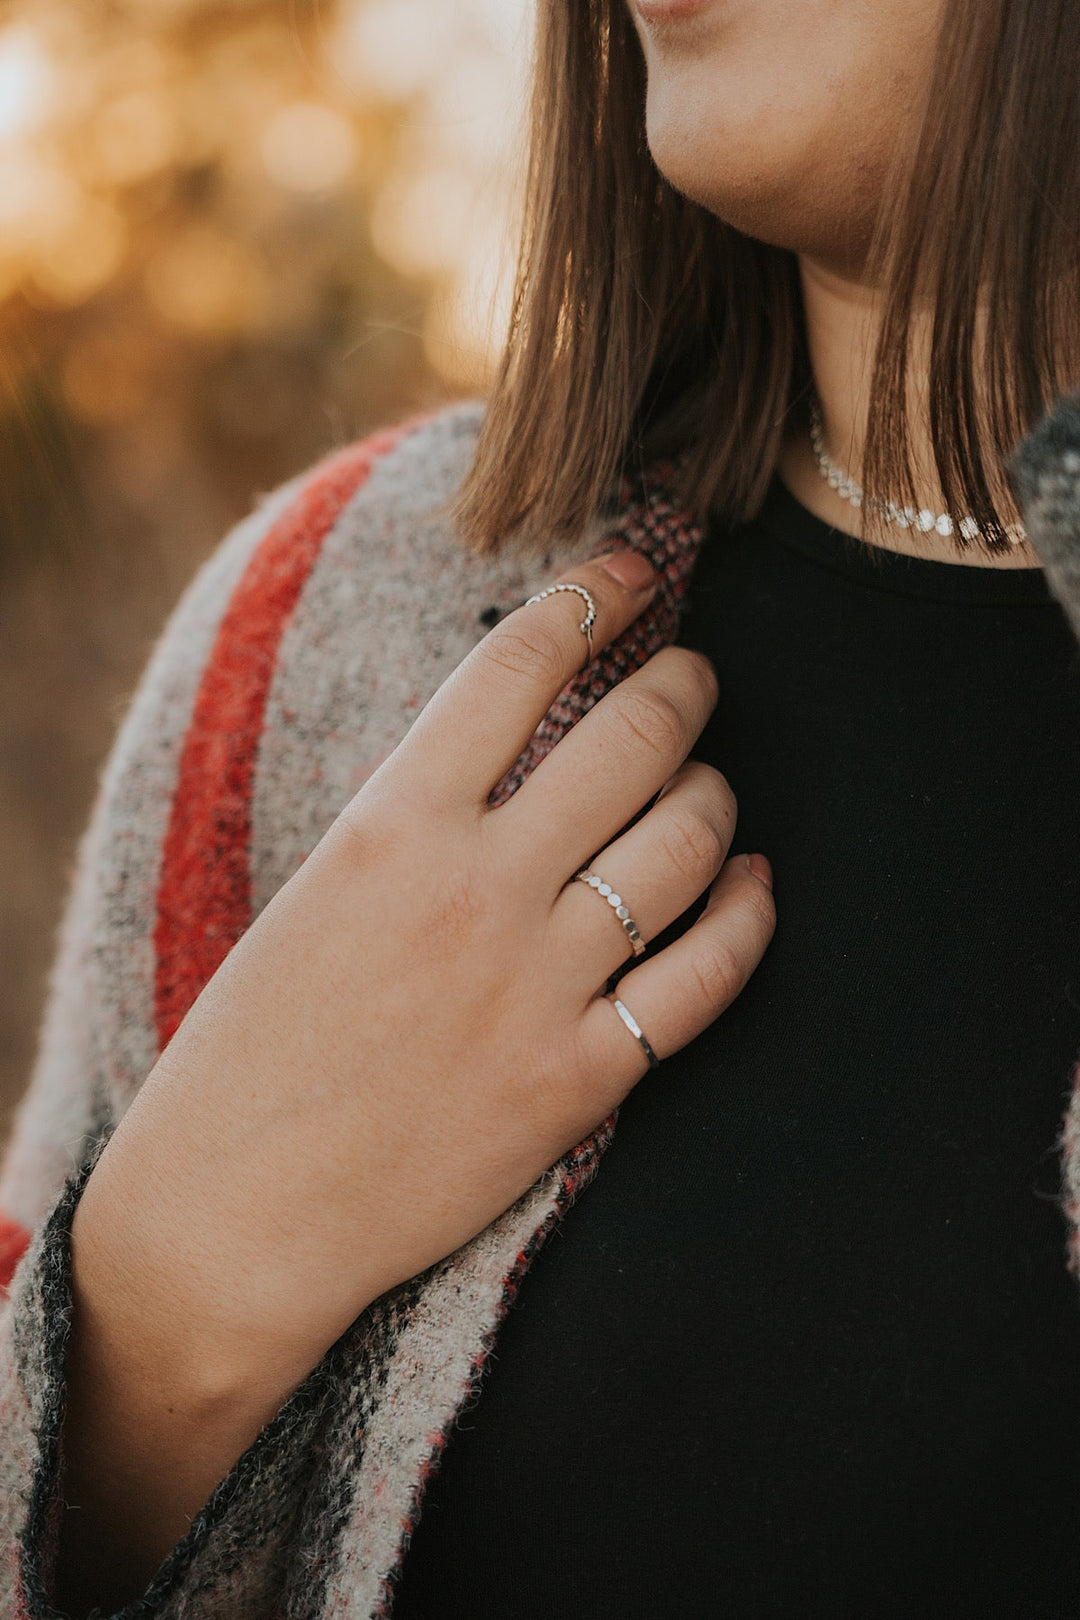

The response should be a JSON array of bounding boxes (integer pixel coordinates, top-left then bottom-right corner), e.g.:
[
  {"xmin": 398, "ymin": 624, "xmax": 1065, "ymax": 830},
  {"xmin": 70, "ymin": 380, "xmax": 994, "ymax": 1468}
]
[{"xmin": 451, "ymin": 0, "xmax": 1080, "ymax": 558}]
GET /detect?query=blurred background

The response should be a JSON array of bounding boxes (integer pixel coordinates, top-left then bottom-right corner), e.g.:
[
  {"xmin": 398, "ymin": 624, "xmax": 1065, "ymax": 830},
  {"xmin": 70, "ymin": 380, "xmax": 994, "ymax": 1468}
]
[{"xmin": 0, "ymin": 0, "xmax": 533, "ymax": 1138}]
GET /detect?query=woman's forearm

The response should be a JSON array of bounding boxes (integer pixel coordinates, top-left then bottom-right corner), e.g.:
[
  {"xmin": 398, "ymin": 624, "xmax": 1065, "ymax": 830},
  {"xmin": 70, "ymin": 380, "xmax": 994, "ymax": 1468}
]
[
  {"xmin": 50, "ymin": 1116, "xmax": 343, "ymax": 1617},
  {"xmin": 54, "ymin": 1283, "xmax": 270, "ymax": 1614}
]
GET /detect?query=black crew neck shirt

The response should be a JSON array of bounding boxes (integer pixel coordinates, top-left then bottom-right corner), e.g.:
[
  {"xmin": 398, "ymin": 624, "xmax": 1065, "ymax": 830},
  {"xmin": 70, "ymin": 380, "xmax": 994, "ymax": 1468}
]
[{"xmin": 391, "ymin": 473, "xmax": 1080, "ymax": 1619}]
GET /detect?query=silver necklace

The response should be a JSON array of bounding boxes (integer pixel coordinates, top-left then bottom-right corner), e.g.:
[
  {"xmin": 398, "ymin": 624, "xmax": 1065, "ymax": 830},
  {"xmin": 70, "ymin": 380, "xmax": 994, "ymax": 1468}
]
[{"xmin": 807, "ymin": 393, "xmax": 1027, "ymax": 547}]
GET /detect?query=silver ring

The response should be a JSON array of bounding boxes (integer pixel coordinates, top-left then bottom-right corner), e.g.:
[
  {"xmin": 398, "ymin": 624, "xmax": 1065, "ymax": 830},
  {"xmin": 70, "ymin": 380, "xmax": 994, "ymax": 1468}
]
[
  {"xmin": 522, "ymin": 582, "xmax": 597, "ymax": 670},
  {"xmin": 608, "ymin": 995, "xmax": 660, "ymax": 1070},
  {"xmin": 574, "ymin": 868, "xmax": 646, "ymax": 958}
]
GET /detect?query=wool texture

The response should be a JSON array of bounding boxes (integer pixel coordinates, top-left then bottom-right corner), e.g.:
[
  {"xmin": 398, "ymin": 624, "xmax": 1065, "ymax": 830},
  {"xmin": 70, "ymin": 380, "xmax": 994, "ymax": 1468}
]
[{"xmin": 1, "ymin": 390, "xmax": 1080, "ymax": 1617}]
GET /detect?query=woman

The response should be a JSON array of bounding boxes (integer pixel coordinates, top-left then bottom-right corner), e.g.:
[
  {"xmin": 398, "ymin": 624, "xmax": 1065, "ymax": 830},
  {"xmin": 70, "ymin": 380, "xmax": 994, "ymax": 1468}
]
[{"xmin": 3, "ymin": 0, "xmax": 1080, "ymax": 1613}]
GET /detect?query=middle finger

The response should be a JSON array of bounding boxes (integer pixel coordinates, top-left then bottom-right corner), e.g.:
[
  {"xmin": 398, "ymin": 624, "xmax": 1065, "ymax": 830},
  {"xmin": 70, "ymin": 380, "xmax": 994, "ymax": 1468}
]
[{"xmin": 496, "ymin": 644, "xmax": 719, "ymax": 883}]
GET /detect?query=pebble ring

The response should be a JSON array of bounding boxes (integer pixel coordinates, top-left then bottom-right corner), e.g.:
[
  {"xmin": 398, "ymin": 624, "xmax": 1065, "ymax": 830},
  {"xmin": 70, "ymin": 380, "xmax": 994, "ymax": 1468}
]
[
  {"xmin": 574, "ymin": 868, "xmax": 647, "ymax": 959},
  {"xmin": 523, "ymin": 582, "xmax": 597, "ymax": 669}
]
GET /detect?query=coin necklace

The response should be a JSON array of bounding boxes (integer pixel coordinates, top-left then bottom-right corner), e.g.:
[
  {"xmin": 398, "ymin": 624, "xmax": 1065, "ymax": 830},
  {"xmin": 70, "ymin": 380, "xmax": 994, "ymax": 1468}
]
[{"xmin": 807, "ymin": 392, "xmax": 1027, "ymax": 547}]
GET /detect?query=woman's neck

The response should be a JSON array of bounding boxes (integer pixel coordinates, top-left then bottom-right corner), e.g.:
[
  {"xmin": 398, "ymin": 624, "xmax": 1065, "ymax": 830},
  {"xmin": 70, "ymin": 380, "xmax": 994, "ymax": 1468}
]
[{"xmin": 776, "ymin": 255, "xmax": 1043, "ymax": 570}]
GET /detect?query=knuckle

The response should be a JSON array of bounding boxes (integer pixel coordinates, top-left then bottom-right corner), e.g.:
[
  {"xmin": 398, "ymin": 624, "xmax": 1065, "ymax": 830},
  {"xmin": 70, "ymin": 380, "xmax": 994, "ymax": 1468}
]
[
  {"xmin": 611, "ymin": 685, "xmax": 689, "ymax": 762},
  {"xmin": 328, "ymin": 798, "xmax": 406, "ymax": 870},
  {"xmin": 677, "ymin": 761, "xmax": 737, "ymax": 838},
  {"xmin": 699, "ymin": 761, "xmax": 738, "ymax": 821},
  {"xmin": 479, "ymin": 621, "xmax": 567, "ymax": 687},
  {"xmin": 659, "ymin": 806, "xmax": 726, "ymax": 881},
  {"xmin": 517, "ymin": 1024, "xmax": 598, "ymax": 1137},
  {"xmin": 655, "ymin": 644, "xmax": 719, "ymax": 706},
  {"xmin": 690, "ymin": 937, "xmax": 745, "ymax": 1007},
  {"xmin": 745, "ymin": 881, "xmax": 778, "ymax": 937},
  {"xmin": 331, "ymin": 805, "xmax": 494, "ymax": 961},
  {"xmin": 684, "ymin": 646, "xmax": 720, "ymax": 704}
]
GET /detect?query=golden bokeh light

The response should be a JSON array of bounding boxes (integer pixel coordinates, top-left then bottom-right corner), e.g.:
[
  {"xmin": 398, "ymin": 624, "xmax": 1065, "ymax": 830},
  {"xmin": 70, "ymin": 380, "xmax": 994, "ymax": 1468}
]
[
  {"xmin": 144, "ymin": 224, "xmax": 270, "ymax": 336},
  {"xmin": 0, "ymin": 24, "xmax": 56, "ymax": 143},
  {"xmin": 90, "ymin": 90, "xmax": 178, "ymax": 187},
  {"xmin": 0, "ymin": 0, "xmax": 532, "ymax": 382},
  {"xmin": 371, "ymin": 166, "xmax": 480, "ymax": 280},
  {"xmin": 261, "ymin": 102, "xmax": 356, "ymax": 194},
  {"xmin": 29, "ymin": 197, "xmax": 127, "ymax": 306},
  {"xmin": 329, "ymin": 0, "xmax": 456, "ymax": 103}
]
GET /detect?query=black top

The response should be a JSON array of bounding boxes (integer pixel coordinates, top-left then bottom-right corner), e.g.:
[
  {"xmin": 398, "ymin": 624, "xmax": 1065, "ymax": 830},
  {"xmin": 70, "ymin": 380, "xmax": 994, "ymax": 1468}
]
[{"xmin": 392, "ymin": 474, "xmax": 1080, "ymax": 1619}]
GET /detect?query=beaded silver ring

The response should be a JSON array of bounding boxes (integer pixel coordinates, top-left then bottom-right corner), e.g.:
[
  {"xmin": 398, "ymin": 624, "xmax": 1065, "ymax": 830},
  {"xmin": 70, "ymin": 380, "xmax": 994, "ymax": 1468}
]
[
  {"xmin": 574, "ymin": 867, "xmax": 647, "ymax": 959},
  {"xmin": 522, "ymin": 581, "xmax": 597, "ymax": 670},
  {"xmin": 608, "ymin": 995, "xmax": 660, "ymax": 1070}
]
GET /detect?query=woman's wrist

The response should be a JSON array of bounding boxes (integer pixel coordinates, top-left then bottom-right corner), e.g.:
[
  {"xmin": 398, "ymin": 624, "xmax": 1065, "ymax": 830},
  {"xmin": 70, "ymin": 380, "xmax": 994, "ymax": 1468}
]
[{"xmin": 67, "ymin": 1101, "xmax": 350, "ymax": 1407}]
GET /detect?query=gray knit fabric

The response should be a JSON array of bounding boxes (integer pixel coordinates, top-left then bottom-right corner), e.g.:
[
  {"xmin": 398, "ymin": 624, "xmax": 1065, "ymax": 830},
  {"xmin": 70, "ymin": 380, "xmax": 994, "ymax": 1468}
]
[
  {"xmin": 1, "ymin": 390, "xmax": 1079, "ymax": 1618},
  {"xmin": 1008, "ymin": 389, "xmax": 1080, "ymax": 644}
]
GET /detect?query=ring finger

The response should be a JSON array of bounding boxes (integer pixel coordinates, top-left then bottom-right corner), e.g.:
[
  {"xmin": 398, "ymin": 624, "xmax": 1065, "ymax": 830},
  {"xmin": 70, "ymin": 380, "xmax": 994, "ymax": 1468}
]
[{"xmin": 549, "ymin": 758, "xmax": 737, "ymax": 997}]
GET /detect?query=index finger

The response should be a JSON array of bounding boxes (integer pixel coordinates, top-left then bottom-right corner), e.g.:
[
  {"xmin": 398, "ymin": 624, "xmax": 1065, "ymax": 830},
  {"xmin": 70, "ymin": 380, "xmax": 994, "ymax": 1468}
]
[{"xmin": 399, "ymin": 546, "xmax": 659, "ymax": 810}]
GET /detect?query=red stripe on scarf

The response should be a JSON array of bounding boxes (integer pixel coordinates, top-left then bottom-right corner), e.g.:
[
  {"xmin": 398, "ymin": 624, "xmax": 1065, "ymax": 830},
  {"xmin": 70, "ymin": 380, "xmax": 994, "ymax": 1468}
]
[
  {"xmin": 154, "ymin": 420, "xmax": 423, "ymax": 1051},
  {"xmin": 0, "ymin": 1209, "xmax": 31, "ymax": 1291}
]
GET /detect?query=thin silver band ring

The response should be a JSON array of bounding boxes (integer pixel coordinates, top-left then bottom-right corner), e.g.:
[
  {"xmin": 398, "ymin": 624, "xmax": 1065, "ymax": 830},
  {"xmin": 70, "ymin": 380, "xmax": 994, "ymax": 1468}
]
[{"xmin": 608, "ymin": 995, "xmax": 661, "ymax": 1070}]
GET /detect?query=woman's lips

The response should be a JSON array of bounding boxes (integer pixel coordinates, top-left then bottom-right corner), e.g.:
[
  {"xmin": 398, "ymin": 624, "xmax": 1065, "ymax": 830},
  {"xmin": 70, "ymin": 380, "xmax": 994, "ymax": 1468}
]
[{"xmin": 634, "ymin": 0, "xmax": 713, "ymax": 21}]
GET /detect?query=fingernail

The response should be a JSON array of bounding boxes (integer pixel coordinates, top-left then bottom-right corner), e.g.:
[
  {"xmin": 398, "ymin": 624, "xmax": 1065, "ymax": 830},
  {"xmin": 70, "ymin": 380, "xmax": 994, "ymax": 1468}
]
[
  {"xmin": 600, "ymin": 548, "xmax": 657, "ymax": 592},
  {"xmin": 746, "ymin": 853, "xmax": 773, "ymax": 891}
]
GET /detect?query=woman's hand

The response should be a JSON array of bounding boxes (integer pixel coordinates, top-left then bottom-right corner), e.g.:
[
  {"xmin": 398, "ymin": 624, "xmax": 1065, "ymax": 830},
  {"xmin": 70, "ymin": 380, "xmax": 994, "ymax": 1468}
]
[{"xmin": 58, "ymin": 545, "xmax": 775, "ymax": 1607}]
